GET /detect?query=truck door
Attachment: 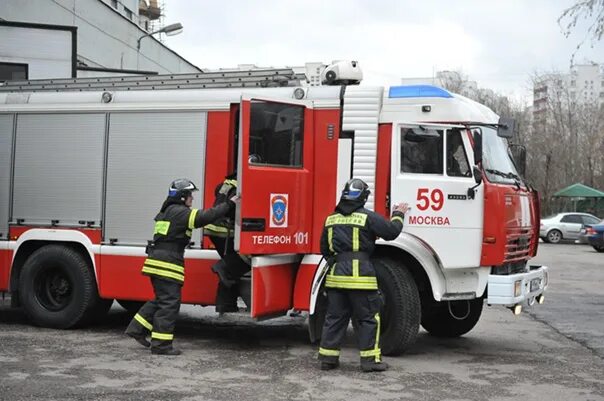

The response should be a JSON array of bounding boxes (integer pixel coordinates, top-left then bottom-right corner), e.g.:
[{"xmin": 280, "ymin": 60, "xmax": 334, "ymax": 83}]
[
  {"xmin": 391, "ymin": 123, "xmax": 484, "ymax": 268},
  {"xmin": 235, "ymin": 96, "xmax": 314, "ymax": 318}
]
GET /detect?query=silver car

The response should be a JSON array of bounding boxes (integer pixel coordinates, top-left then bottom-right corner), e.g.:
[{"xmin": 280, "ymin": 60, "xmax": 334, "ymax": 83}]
[{"xmin": 540, "ymin": 213, "xmax": 601, "ymax": 243}]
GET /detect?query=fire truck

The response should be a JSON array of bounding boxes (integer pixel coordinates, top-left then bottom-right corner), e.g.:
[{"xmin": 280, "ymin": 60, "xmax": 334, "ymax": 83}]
[{"xmin": 0, "ymin": 61, "xmax": 548, "ymax": 355}]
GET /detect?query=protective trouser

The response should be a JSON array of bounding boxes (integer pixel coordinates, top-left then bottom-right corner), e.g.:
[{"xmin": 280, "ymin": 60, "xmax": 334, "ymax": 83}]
[
  {"xmin": 125, "ymin": 276, "xmax": 182, "ymax": 351},
  {"xmin": 210, "ymin": 236, "xmax": 250, "ymax": 312},
  {"xmin": 319, "ymin": 289, "xmax": 383, "ymax": 364}
]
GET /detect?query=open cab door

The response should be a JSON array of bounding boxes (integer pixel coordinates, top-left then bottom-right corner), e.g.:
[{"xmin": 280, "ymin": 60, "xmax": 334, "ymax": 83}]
[{"xmin": 236, "ymin": 95, "xmax": 314, "ymax": 318}]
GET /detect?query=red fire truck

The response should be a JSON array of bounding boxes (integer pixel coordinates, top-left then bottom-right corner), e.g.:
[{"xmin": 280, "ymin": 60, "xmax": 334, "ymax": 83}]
[{"xmin": 0, "ymin": 61, "xmax": 547, "ymax": 355}]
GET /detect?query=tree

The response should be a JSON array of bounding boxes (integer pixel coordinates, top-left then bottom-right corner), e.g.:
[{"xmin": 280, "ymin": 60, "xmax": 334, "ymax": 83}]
[{"xmin": 559, "ymin": 0, "xmax": 604, "ymax": 61}]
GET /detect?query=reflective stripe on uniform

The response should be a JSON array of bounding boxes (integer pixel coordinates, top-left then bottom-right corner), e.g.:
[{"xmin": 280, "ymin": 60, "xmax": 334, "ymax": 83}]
[
  {"xmin": 328, "ymin": 227, "xmax": 334, "ymax": 253},
  {"xmin": 319, "ymin": 347, "xmax": 340, "ymax": 356},
  {"xmin": 325, "ymin": 212, "xmax": 368, "ymax": 227},
  {"xmin": 154, "ymin": 221, "xmax": 170, "ymax": 235},
  {"xmin": 144, "ymin": 259, "xmax": 185, "ymax": 273},
  {"xmin": 134, "ymin": 313, "xmax": 152, "ymax": 331},
  {"xmin": 391, "ymin": 215, "xmax": 404, "ymax": 224},
  {"xmin": 360, "ymin": 348, "xmax": 381, "ymax": 357},
  {"xmin": 141, "ymin": 267, "xmax": 184, "ymax": 282},
  {"xmin": 188, "ymin": 209, "xmax": 198, "ymax": 230},
  {"xmin": 352, "ymin": 227, "xmax": 360, "ymax": 276},
  {"xmin": 203, "ymin": 224, "xmax": 233, "ymax": 238},
  {"xmin": 224, "ymin": 179, "xmax": 238, "ymax": 187},
  {"xmin": 375, "ymin": 312, "xmax": 382, "ymax": 362},
  {"xmin": 325, "ymin": 274, "xmax": 378, "ymax": 290},
  {"xmin": 151, "ymin": 332, "xmax": 174, "ymax": 341},
  {"xmin": 185, "ymin": 230, "xmax": 192, "ymax": 237}
]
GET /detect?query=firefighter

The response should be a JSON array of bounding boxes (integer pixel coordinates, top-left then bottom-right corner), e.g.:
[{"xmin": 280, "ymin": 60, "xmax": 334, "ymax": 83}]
[
  {"xmin": 125, "ymin": 178, "xmax": 237, "ymax": 356},
  {"xmin": 203, "ymin": 173, "xmax": 251, "ymax": 314},
  {"xmin": 318, "ymin": 178, "xmax": 409, "ymax": 372}
]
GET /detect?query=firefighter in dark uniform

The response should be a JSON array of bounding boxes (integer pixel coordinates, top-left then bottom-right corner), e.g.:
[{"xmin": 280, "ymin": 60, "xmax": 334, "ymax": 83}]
[
  {"xmin": 318, "ymin": 178, "xmax": 409, "ymax": 372},
  {"xmin": 125, "ymin": 178, "xmax": 237, "ymax": 355},
  {"xmin": 203, "ymin": 173, "xmax": 251, "ymax": 314}
]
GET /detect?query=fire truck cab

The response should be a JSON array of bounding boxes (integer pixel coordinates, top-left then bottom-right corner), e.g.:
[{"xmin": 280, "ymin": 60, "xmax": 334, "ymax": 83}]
[{"xmin": 0, "ymin": 62, "xmax": 548, "ymax": 355}]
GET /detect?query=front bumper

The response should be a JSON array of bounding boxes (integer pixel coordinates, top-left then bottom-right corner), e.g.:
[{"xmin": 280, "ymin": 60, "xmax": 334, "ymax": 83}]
[{"xmin": 487, "ymin": 265, "xmax": 548, "ymax": 307}]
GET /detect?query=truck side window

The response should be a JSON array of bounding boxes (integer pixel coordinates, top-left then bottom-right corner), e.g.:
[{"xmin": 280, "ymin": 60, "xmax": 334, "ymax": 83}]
[
  {"xmin": 249, "ymin": 101, "xmax": 304, "ymax": 167},
  {"xmin": 400, "ymin": 128, "xmax": 443, "ymax": 174},
  {"xmin": 446, "ymin": 129, "xmax": 471, "ymax": 177}
]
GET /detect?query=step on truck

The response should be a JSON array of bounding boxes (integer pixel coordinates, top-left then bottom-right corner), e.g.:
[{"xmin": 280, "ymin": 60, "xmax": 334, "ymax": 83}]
[{"xmin": 0, "ymin": 61, "xmax": 548, "ymax": 354}]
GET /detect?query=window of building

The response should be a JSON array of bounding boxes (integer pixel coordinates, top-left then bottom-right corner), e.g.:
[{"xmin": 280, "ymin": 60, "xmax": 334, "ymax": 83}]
[
  {"xmin": 124, "ymin": 7, "xmax": 133, "ymax": 19},
  {"xmin": 446, "ymin": 129, "xmax": 471, "ymax": 177},
  {"xmin": 570, "ymin": 80, "xmax": 576, "ymax": 86},
  {"xmin": 600, "ymin": 92, "xmax": 604, "ymax": 98},
  {"xmin": 111, "ymin": 0, "xmax": 118, "ymax": 8},
  {"xmin": 0, "ymin": 62, "xmax": 28, "ymax": 81},
  {"xmin": 400, "ymin": 127, "xmax": 443, "ymax": 174},
  {"xmin": 570, "ymin": 91, "xmax": 576, "ymax": 98},
  {"xmin": 248, "ymin": 101, "xmax": 304, "ymax": 167}
]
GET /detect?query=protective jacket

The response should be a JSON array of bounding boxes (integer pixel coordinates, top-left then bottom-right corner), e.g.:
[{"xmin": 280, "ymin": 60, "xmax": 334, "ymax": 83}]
[
  {"xmin": 320, "ymin": 207, "xmax": 404, "ymax": 290},
  {"xmin": 203, "ymin": 176, "xmax": 237, "ymax": 238},
  {"xmin": 142, "ymin": 201, "xmax": 231, "ymax": 284}
]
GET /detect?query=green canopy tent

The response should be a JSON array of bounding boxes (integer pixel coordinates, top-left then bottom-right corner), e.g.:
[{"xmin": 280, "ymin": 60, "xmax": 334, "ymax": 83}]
[{"xmin": 552, "ymin": 183, "xmax": 604, "ymax": 217}]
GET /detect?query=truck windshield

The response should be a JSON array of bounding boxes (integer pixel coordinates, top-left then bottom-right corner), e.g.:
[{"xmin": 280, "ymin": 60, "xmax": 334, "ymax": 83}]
[{"xmin": 481, "ymin": 126, "xmax": 520, "ymax": 185}]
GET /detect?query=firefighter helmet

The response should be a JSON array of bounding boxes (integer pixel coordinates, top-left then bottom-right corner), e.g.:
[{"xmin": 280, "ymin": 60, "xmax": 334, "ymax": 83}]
[
  {"xmin": 341, "ymin": 178, "xmax": 370, "ymax": 203},
  {"xmin": 168, "ymin": 178, "xmax": 198, "ymax": 199}
]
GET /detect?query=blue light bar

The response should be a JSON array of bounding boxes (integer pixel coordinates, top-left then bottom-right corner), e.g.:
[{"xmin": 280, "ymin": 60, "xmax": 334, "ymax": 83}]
[{"xmin": 389, "ymin": 85, "xmax": 453, "ymax": 98}]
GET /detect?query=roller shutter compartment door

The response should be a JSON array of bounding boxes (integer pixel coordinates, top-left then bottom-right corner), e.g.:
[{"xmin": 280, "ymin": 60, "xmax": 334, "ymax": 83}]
[
  {"xmin": 0, "ymin": 115, "xmax": 14, "ymax": 239},
  {"xmin": 12, "ymin": 114, "xmax": 105, "ymax": 226},
  {"xmin": 104, "ymin": 112, "xmax": 207, "ymax": 245}
]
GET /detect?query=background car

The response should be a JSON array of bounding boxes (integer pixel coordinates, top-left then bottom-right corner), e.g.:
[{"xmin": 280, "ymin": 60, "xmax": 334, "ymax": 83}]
[
  {"xmin": 540, "ymin": 212, "xmax": 601, "ymax": 244},
  {"xmin": 576, "ymin": 219, "xmax": 604, "ymax": 244},
  {"xmin": 587, "ymin": 221, "xmax": 604, "ymax": 252}
]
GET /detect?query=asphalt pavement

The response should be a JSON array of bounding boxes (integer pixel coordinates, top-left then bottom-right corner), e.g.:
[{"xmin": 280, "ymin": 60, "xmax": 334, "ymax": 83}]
[{"xmin": 0, "ymin": 243, "xmax": 603, "ymax": 401}]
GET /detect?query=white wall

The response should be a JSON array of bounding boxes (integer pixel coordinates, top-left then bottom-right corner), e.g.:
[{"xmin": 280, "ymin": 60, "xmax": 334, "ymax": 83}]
[
  {"xmin": 0, "ymin": 0, "xmax": 199, "ymax": 75},
  {"xmin": 0, "ymin": 25, "xmax": 73, "ymax": 79}
]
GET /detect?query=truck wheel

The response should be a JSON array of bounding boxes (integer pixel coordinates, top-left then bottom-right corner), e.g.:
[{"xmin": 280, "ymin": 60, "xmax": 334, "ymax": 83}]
[
  {"xmin": 547, "ymin": 229, "xmax": 562, "ymax": 244},
  {"xmin": 374, "ymin": 257, "xmax": 421, "ymax": 356},
  {"xmin": 117, "ymin": 300, "xmax": 145, "ymax": 314},
  {"xmin": 307, "ymin": 289, "xmax": 327, "ymax": 344},
  {"xmin": 421, "ymin": 298, "xmax": 483, "ymax": 337},
  {"xmin": 19, "ymin": 245, "xmax": 97, "ymax": 329},
  {"xmin": 83, "ymin": 297, "xmax": 114, "ymax": 325}
]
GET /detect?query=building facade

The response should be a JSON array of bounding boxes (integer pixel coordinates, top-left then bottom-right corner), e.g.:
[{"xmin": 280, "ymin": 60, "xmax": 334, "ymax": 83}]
[{"xmin": 0, "ymin": 0, "xmax": 200, "ymax": 80}]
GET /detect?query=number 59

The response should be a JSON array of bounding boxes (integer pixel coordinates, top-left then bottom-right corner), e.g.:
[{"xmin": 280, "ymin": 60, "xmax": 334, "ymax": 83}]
[{"xmin": 416, "ymin": 188, "xmax": 444, "ymax": 211}]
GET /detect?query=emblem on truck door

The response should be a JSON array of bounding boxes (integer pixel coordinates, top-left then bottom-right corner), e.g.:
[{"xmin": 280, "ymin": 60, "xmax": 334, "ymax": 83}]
[{"xmin": 270, "ymin": 194, "xmax": 288, "ymax": 228}]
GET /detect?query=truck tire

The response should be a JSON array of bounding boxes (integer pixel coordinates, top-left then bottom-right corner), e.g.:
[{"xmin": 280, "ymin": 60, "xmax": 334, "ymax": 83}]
[
  {"xmin": 374, "ymin": 257, "xmax": 421, "ymax": 356},
  {"xmin": 421, "ymin": 298, "xmax": 483, "ymax": 338},
  {"xmin": 117, "ymin": 300, "xmax": 145, "ymax": 314},
  {"xmin": 19, "ymin": 245, "xmax": 97, "ymax": 329}
]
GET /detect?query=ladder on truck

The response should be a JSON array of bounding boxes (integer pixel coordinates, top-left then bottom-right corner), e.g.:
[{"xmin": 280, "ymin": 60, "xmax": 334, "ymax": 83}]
[{"xmin": 0, "ymin": 67, "xmax": 309, "ymax": 93}]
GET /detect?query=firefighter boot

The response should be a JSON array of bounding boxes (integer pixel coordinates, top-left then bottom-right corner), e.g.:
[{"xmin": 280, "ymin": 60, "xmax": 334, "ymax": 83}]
[
  {"xmin": 211, "ymin": 260, "xmax": 237, "ymax": 288},
  {"xmin": 360, "ymin": 360, "xmax": 389, "ymax": 372},
  {"xmin": 320, "ymin": 361, "xmax": 340, "ymax": 371},
  {"xmin": 151, "ymin": 347, "xmax": 182, "ymax": 356},
  {"xmin": 126, "ymin": 332, "xmax": 150, "ymax": 348}
]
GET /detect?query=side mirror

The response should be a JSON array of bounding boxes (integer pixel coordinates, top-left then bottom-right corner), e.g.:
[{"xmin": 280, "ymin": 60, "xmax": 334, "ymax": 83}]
[
  {"xmin": 467, "ymin": 165, "xmax": 483, "ymax": 200},
  {"xmin": 498, "ymin": 117, "xmax": 515, "ymax": 138},
  {"xmin": 509, "ymin": 144, "xmax": 526, "ymax": 177},
  {"xmin": 473, "ymin": 165, "xmax": 483, "ymax": 184},
  {"xmin": 473, "ymin": 129, "xmax": 482, "ymax": 165}
]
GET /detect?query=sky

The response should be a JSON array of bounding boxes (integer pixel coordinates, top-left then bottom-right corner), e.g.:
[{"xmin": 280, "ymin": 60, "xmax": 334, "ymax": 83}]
[{"xmin": 162, "ymin": 0, "xmax": 604, "ymax": 103}]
